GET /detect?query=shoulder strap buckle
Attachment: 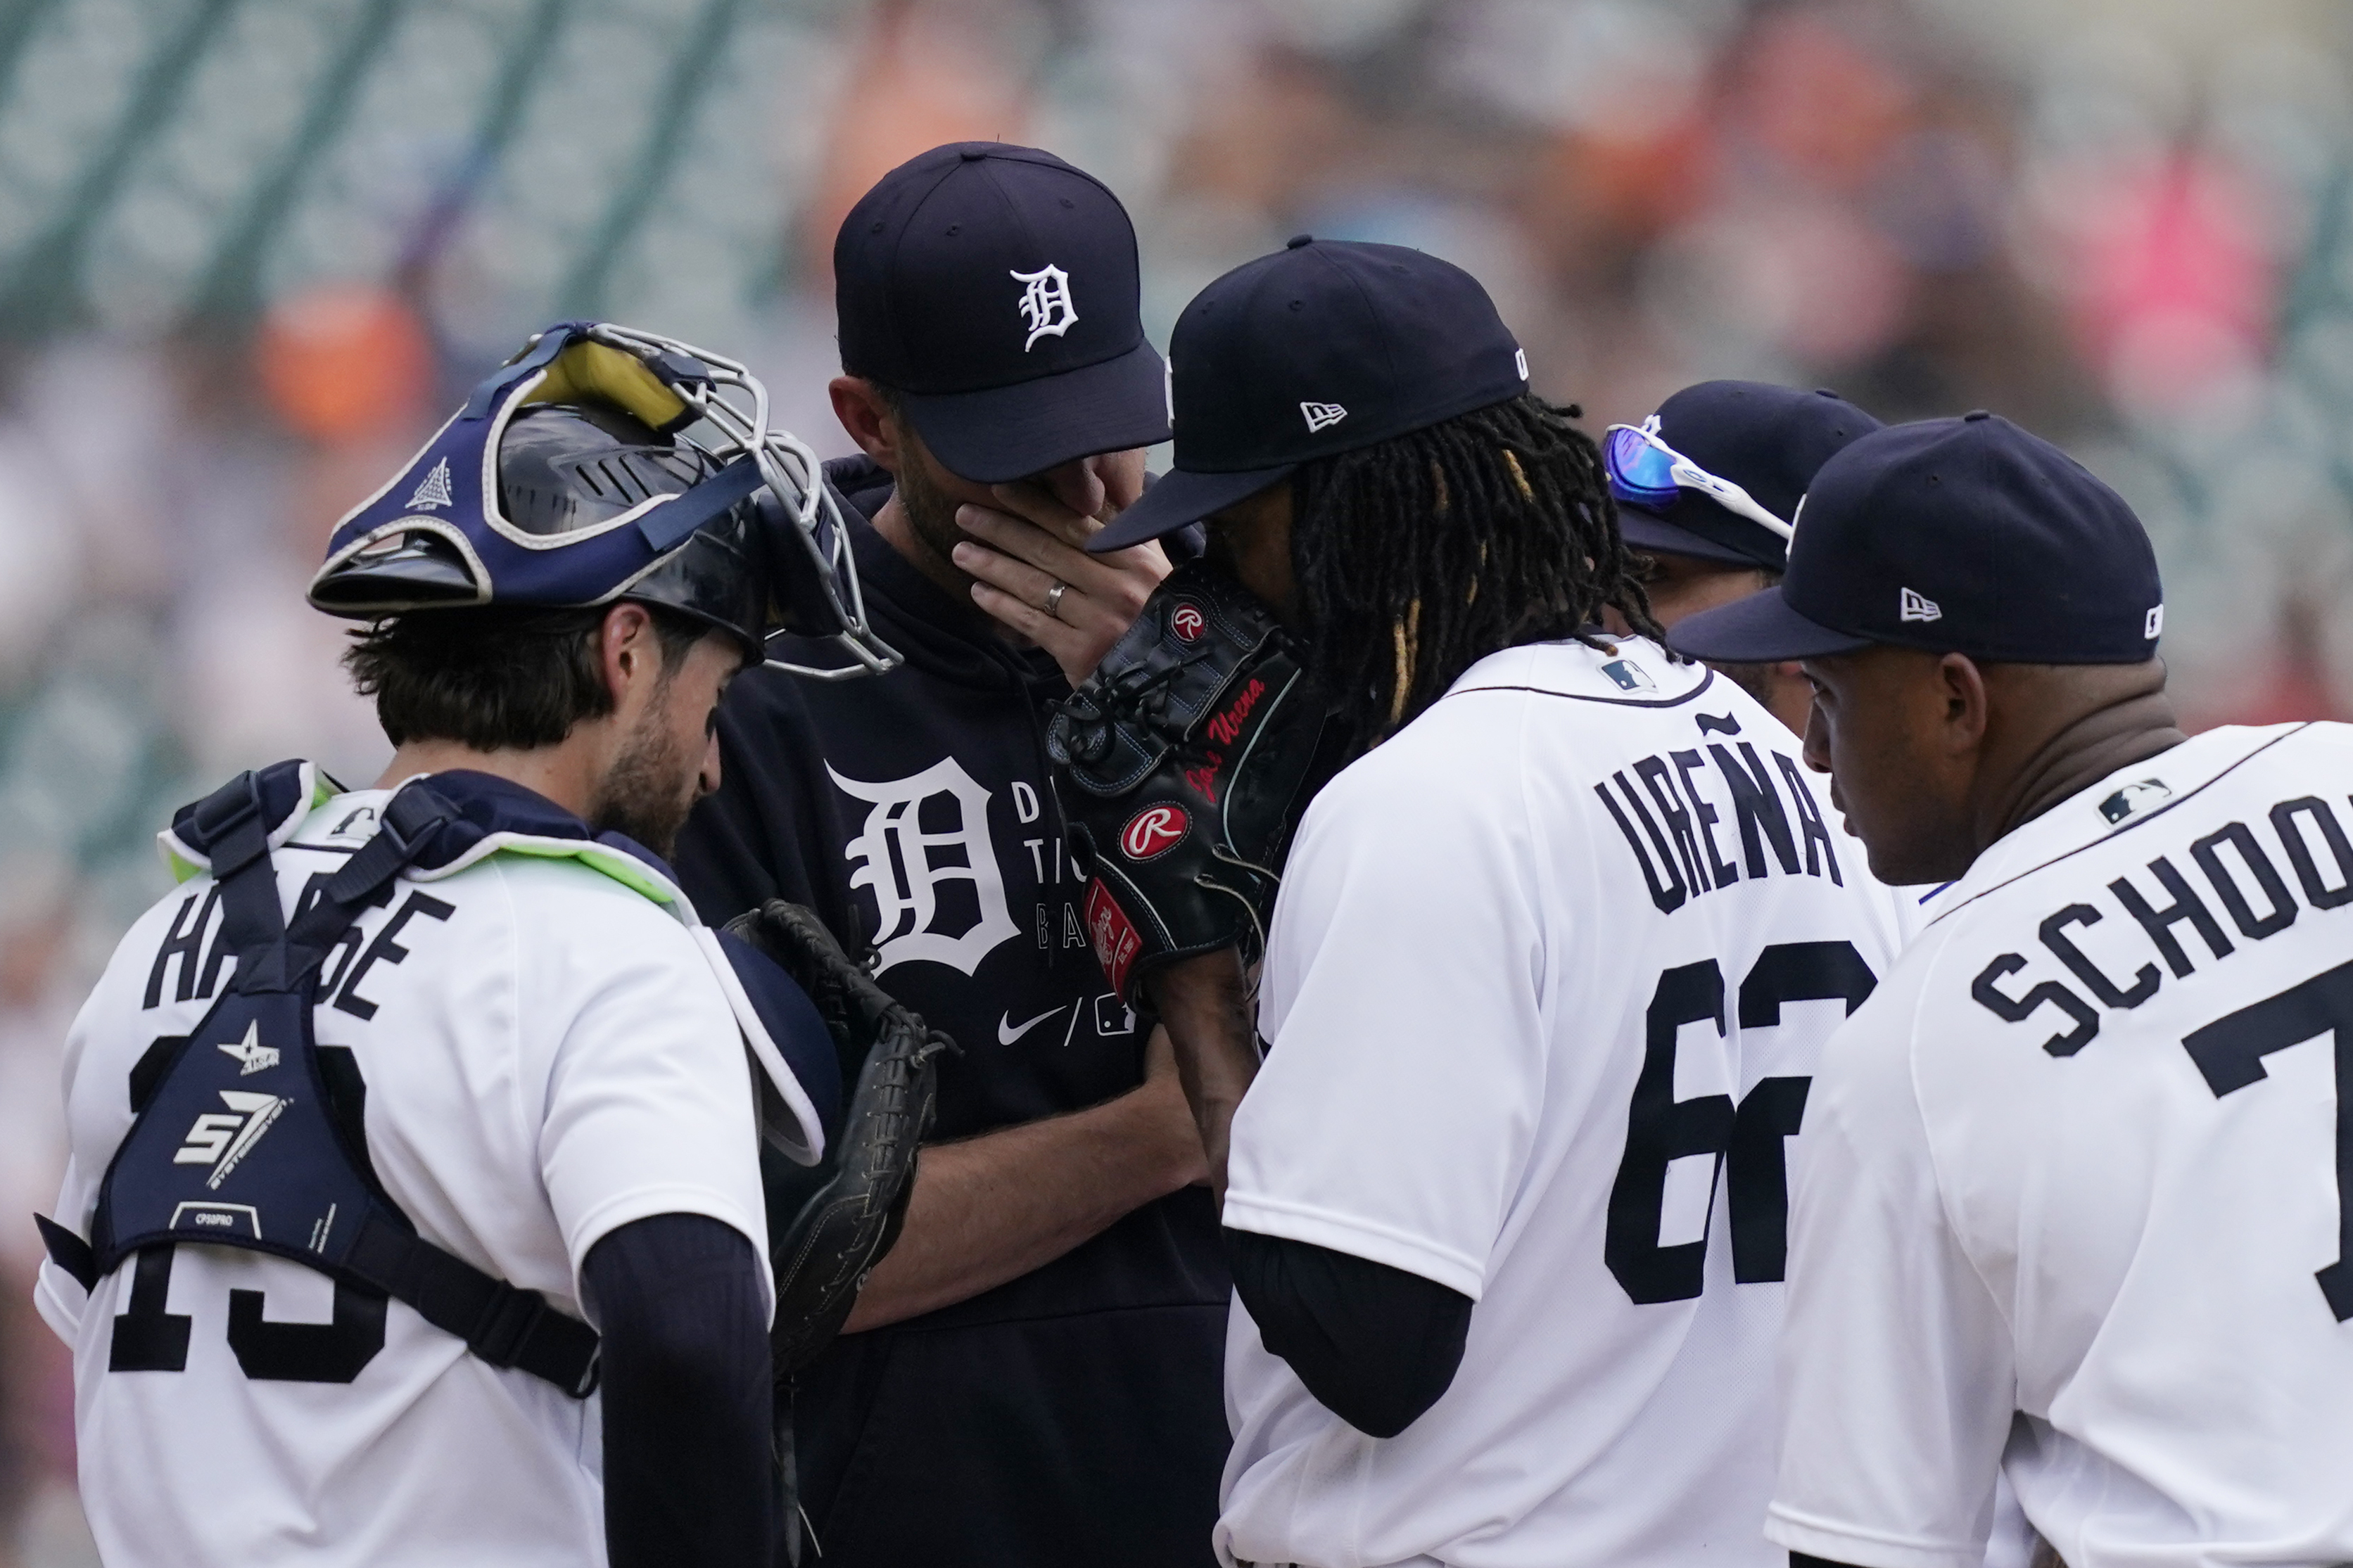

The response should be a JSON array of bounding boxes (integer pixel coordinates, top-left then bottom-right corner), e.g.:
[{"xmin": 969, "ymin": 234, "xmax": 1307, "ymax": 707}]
[{"xmin": 469, "ymin": 1283, "xmax": 552, "ymax": 1367}]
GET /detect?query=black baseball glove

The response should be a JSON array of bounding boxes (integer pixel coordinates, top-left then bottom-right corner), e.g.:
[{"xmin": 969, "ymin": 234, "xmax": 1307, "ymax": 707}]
[
  {"xmin": 723, "ymin": 898, "xmax": 952, "ymax": 1377},
  {"xmin": 1046, "ymin": 562, "xmax": 1344, "ymax": 1009}
]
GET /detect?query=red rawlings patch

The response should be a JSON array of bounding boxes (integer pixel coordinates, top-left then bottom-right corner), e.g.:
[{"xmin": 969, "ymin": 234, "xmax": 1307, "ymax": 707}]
[
  {"xmin": 1084, "ymin": 879, "xmax": 1144, "ymax": 999},
  {"xmin": 1120, "ymin": 803, "xmax": 1190, "ymax": 860},
  {"xmin": 1171, "ymin": 602, "xmax": 1205, "ymax": 643}
]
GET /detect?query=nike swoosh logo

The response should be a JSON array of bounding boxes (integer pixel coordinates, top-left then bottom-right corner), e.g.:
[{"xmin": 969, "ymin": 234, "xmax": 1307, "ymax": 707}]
[{"xmin": 998, "ymin": 1005, "xmax": 1067, "ymax": 1046}]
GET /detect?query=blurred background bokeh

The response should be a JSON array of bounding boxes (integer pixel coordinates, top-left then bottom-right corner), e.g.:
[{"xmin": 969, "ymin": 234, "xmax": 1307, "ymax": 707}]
[{"xmin": 0, "ymin": 0, "xmax": 2349, "ymax": 1555}]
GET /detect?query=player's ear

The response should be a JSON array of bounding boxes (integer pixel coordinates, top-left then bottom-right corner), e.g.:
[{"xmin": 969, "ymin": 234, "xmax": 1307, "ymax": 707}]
[
  {"xmin": 1933, "ymin": 651, "xmax": 1991, "ymax": 752},
  {"xmin": 599, "ymin": 601, "xmax": 657, "ymax": 710},
  {"xmin": 830, "ymin": 376, "xmax": 901, "ymax": 473}
]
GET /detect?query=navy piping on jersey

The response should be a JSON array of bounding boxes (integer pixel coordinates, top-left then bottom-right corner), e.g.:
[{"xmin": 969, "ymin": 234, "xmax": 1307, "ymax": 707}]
[
  {"xmin": 1923, "ymin": 725, "xmax": 2306, "ymax": 929},
  {"xmin": 1445, "ymin": 665, "xmax": 1720, "ymax": 710}
]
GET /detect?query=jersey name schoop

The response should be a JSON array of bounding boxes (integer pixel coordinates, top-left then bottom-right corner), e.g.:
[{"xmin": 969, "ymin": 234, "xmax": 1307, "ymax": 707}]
[
  {"xmin": 1943, "ymin": 727, "xmax": 2353, "ymax": 1318},
  {"xmin": 1770, "ymin": 723, "xmax": 2353, "ymax": 1568}
]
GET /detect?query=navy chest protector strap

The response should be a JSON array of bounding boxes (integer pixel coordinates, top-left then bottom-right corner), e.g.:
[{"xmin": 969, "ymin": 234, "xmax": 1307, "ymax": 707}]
[{"xmin": 37, "ymin": 770, "xmax": 602, "ymax": 1397}]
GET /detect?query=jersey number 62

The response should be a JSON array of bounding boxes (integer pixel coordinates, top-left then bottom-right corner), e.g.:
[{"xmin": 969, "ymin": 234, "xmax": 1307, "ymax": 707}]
[{"xmin": 1606, "ymin": 941, "xmax": 1877, "ymax": 1305}]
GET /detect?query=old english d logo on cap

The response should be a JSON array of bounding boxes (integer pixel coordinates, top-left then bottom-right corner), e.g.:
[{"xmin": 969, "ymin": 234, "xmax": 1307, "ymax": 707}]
[{"xmin": 1013, "ymin": 264, "xmax": 1077, "ymax": 350}]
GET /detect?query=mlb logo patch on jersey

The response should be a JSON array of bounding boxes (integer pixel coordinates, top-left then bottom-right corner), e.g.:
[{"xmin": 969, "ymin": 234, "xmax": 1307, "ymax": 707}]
[
  {"xmin": 2098, "ymin": 777, "xmax": 2171, "ymax": 825},
  {"xmin": 1602, "ymin": 658, "xmax": 1656, "ymax": 692}
]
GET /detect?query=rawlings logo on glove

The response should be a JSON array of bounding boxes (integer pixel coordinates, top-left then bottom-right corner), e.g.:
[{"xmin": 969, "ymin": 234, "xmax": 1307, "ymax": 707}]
[{"xmin": 1047, "ymin": 563, "xmax": 1344, "ymax": 1009}]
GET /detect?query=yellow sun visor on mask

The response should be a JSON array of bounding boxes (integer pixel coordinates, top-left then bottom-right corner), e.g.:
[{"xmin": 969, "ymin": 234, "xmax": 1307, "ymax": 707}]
[{"xmin": 519, "ymin": 339, "xmax": 694, "ymax": 433}]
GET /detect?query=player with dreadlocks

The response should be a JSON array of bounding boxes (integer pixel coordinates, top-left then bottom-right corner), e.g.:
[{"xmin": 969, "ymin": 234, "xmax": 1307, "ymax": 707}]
[
  {"xmin": 1070, "ymin": 238, "xmax": 1913, "ymax": 1568},
  {"xmin": 1283, "ymin": 388, "xmax": 1659, "ymax": 757}
]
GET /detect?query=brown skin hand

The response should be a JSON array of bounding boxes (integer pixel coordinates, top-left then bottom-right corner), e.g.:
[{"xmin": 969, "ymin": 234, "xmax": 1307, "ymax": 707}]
[
  {"xmin": 1801, "ymin": 646, "xmax": 2187, "ymax": 887},
  {"xmin": 1619, "ymin": 552, "xmax": 1811, "ymax": 739}
]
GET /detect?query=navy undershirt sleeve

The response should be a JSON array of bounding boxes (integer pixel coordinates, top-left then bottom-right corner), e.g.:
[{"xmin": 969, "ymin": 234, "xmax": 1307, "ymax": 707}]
[
  {"xmin": 1222, "ymin": 1225, "xmax": 1473, "ymax": 1439},
  {"xmin": 585, "ymin": 1213, "xmax": 774, "ymax": 1568}
]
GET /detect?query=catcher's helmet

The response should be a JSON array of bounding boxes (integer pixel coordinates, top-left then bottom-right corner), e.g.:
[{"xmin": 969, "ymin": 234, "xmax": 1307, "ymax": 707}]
[{"xmin": 310, "ymin": 321, "xmax": 899, "ymax": 679}]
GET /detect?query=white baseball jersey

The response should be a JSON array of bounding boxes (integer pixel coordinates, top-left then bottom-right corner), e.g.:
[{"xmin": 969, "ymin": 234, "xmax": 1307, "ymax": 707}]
[
  {"xmin": 1772, "ymin": 722, "xmax": 2353, "ymax": 1568},
  {"xmin": 38, "ymin": 778, "xmax": 779, "ymax": 1568},
  {"xmin": 1219, "ymin": 635, "xmax": 1912, "ymax": 1568}
]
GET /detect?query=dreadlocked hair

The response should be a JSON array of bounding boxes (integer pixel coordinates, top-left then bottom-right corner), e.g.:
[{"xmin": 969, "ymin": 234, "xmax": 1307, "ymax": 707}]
[{"xmin": 1290, "ymin": 391, "xmax": 1663, "ymax": 757}]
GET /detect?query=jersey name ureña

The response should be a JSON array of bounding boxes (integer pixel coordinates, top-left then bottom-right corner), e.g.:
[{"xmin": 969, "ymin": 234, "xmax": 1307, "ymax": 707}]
[
  {"xmin": 1771, "ymin": 722, "xmax": 2353, "ymax": 1568},
  {"xmin": 39, "ymin": 777, "xmax": 772, "ymax": 1568},
  {"xmin": 1218, "ymin": 635, "xmax": 1911, "ymax": 1568}
]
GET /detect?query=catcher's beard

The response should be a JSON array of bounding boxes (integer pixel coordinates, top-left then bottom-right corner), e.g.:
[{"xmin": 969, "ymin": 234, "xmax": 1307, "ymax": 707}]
[{"xmin": 586, "ymin": 692, "xmax": 700, "ymax": 858}]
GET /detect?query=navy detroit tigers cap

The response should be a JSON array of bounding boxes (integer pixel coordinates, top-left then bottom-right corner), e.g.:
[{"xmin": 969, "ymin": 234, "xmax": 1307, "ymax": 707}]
[
  {"xmin": 1089, "ymin": 236, "xmax": 1528, "ymax": 552},
  {"xmin": 835, "ymin": 143, "xmax": 1170, "ymax": 485},
  {"xmin": 1669, "ymin": 411, "xmax": 2165, "ymax": 665},
  {"xmin": 1616, "ymin": 382, "xmax": 1881, "ymax": 573}
]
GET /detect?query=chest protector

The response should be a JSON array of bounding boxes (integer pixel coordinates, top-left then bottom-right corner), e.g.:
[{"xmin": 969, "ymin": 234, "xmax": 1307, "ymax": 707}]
[{"xmin": 39, "ymin": 765, "xmax": 604, "ymax": 1395}]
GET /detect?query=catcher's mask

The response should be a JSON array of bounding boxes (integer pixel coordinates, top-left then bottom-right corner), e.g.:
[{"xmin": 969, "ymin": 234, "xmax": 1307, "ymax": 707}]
[{"xmin": 310, "ymin": 320, "xmax": 901, "ymax": 679}]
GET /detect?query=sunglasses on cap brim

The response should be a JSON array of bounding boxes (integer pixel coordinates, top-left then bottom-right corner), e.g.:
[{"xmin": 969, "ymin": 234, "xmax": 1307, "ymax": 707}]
[{"xmin": 1603, "ymin": 419, "xmax": 1794, "ymax": 542}]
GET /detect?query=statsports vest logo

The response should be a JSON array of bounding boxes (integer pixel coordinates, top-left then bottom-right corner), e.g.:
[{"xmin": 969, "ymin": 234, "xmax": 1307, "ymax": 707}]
[
  {"xmin": 174, "ymin": 1090, "xmax": 289, "ymax": 1191},
  {"xmin": 1120, "ymin": 803, "xmax": 1189, "ymax": 860}
]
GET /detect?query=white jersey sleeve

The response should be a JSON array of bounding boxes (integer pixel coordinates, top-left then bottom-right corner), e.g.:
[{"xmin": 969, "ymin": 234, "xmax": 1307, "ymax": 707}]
[
  {"xmin": 1224, "ymin": 723, "xmax": 1559, "ymax": 1298},
  {"xmin": 521, "ymin": 874, "xmax": 773, "ymax": 1310},
  {"xmin": 1768, "ymin": 952, "xmax": 2016, "ymax": 1568}
]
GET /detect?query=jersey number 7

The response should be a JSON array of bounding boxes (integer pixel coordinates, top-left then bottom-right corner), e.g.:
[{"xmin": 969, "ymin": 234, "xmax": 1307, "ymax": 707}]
[
  {"xmin": 1606, "ymin": 941, "xmax": 1877, "ymax": 1305},
  {"xmin": 2181, "ymin": 957, "xmax": 2353, "ymax": 1322}
]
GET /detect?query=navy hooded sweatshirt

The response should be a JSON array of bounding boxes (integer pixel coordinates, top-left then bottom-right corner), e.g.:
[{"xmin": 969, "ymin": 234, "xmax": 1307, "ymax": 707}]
[{"xmin": 673, "ymin": 456, "xmax": 1229, "ymax": 1568}]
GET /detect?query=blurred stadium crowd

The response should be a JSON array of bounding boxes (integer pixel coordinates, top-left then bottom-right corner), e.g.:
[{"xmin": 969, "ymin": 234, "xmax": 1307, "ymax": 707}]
[{"xmin": 1, "ymin": 0, "xmax": 2350, "ymax": 1557}]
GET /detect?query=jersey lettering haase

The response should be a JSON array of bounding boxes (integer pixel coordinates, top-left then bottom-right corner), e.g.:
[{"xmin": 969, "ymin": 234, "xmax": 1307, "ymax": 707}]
[
  {"xmin": 1218, "ymin": 636, "xmax": 1912, "ymax": 1568},
  {"xmin": 1773, "ymin": 722, "xmax": 2353, "ymax": 1568},
  {"xmin": 39, "ymin": 773, "xmax": 777, "ymax": 1568}
]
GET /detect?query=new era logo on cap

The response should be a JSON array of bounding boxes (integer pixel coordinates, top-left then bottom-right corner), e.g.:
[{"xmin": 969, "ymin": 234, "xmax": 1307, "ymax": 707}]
[
  {"xmin": 1900, "ymin": 587, "xmax": 1941, "ymax": 623},
  {"xmin": 1300, "ymin": 401, "xmax": 1347, "ymax": 433},
  {"xmin": 2145, "ymin": 605, "xmax": 2164, "ymax": 639}
]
